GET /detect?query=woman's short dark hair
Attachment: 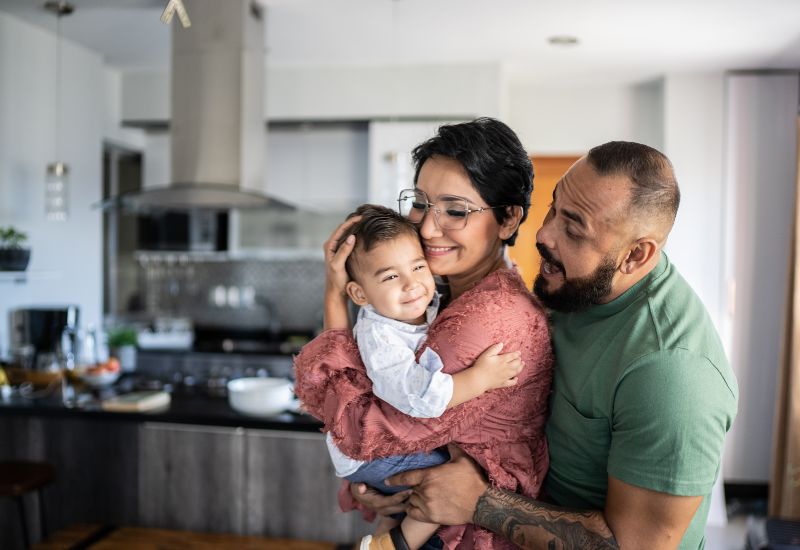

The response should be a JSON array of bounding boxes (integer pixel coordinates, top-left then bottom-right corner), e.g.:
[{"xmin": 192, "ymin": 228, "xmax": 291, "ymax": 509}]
[
  {"xmin": 336, "ymin": 204, "xmax": 420, "ymax": 281},
  {"xmin": 411, "ymin": 117, "xmax": 533, "ymax": 246}
]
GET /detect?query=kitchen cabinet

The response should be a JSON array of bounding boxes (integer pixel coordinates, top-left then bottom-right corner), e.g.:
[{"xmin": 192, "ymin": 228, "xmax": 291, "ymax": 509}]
[
  {"xmin": 0, "ymin": 417, "xmax": 139, "ymax": 549},
  {"xmin": 141, "ymin": 123, "xmax": 369, "ymax": 211},
  {"xmin": 138, "ymin": 423, "xmax": 247, "ymax": 533},
  {"xmin": 138, "ymin": 423, "xmax": 372, "ymax": 543},
  {"xmin": 244, "ymin": 429, "xmax": 372, "ymax": 542},
  {"xmin": 367, "ymin": 121, "xmax": 453, "ymax": 209},
  {"xmin": 0, "ymin": 416, "xmax": 372, "ymax": 548}
]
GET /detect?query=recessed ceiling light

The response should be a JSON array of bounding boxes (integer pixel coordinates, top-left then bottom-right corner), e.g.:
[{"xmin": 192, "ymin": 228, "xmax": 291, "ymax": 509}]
[{"xmin": 548, "ymin": 35, "xmax": 579, "ymax": 47}]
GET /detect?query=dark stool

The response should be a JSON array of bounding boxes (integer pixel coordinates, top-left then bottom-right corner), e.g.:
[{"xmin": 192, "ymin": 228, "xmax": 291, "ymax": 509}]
[{"xmin": 0, "ymin": 462, "xmax": 55, "ymax": 549}]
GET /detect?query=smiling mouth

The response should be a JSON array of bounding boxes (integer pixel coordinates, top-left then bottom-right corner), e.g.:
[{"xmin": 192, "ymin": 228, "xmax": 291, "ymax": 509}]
[
  {"xmin": 424, "ymin": 245, "xmax": 455, "ymax": 256},
  {"xmin": 402, "ymin": 294, "xmax": 428, "ymax": 306}
]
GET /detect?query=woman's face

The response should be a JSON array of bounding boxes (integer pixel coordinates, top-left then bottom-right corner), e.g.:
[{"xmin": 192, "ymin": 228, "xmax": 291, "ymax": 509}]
[{"xmin": 414, "ymin": 156, "xmax": 508, "ymax": 278}]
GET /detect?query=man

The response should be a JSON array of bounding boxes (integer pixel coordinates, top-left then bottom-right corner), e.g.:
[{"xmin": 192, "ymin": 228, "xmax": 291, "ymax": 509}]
[{"xmin": 376, "ymin": 141, "xmax": 738, "ymax": 549}]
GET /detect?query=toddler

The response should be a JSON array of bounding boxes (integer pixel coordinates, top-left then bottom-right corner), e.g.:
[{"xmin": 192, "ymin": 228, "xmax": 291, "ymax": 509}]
[{"xmin": 325, "ymin": 204, "xmax": 522, "ymax": 550}]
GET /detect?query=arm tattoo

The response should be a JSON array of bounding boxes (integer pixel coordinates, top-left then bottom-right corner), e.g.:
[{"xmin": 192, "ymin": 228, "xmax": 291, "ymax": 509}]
[{"xmin": 474, "ymin": 487, "xmax": 619, "ymax": 549}]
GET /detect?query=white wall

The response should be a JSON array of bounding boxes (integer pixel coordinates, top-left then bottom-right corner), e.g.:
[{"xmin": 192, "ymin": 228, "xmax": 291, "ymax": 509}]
[
  {"xmin": 141, "ymin": 132, "xmax": 170, "ymax": 191},
  {"xmin": 722, "ymin": 73, "xmax": 799, "ymax": 482},
  {"xmin": 0, "ymin": 12, "xmax": 105, "ymax": 354},
  {"xmin": 103, "ymin": 68, "xmax": 146, "ymax": 151},
  {"xmin": 662, "ymin": 73, "xmax": 726, "ymax": 328},
  {"xmin": 506, "ymin": 81, "xmax": 665, "ymax": 155}
]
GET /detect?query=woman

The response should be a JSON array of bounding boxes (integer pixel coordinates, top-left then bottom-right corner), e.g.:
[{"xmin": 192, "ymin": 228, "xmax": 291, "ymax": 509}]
[{"xmin": 294, "ymin": 118, "xmax": 553, "ymax": 550}]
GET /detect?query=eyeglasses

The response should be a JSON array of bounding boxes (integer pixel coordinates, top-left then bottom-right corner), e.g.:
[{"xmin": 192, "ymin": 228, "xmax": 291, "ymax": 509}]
[{"xmin": 397, "ymin": 188, "xmax": 508, "ymax": 230}]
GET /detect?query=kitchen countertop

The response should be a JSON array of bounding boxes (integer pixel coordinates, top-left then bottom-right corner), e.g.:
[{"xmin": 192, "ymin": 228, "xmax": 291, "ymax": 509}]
[{"xmin": 0, "ymin": 377, "xmax": 323, "ymax": 432}]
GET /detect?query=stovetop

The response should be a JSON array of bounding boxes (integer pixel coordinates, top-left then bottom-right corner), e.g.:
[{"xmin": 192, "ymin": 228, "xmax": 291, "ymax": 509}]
[{"xmin": 190, "ymin": 328, "xmax": 312, "ymax": 355}]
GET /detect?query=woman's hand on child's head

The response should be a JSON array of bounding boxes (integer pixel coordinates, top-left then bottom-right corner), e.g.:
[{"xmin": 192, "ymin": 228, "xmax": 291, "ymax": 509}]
[
  {"xmin": 324, "ymin": 215, "xmax": 362, "ymax": 296},
  {"xmin": 474, "ymin": 342, "xmax": 524, "ymax": 390},
  {"xmin": 322, "ymin": 216, "xmax": 362, "ymax": 330}
]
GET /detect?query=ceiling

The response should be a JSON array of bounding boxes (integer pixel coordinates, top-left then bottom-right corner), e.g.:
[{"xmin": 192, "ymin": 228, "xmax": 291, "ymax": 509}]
[{"xmin": 1, "ymin": 0, "xmax": 799, "ymax": 85}]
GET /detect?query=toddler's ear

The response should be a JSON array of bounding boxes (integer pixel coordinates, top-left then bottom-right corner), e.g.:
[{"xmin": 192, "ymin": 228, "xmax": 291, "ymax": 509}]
[{"xmin": 346, "ymin": 281, "xmax": 368, "ymax": 306}]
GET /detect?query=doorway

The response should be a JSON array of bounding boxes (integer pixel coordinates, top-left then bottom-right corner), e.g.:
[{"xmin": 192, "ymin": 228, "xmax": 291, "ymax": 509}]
[
  {"xmin": 102, "ymin": 143, "xmax": 143, "ymax": 317},
  {"xmin": 508, "ymin": 156, "xmax": 580, "ymax": 289}
]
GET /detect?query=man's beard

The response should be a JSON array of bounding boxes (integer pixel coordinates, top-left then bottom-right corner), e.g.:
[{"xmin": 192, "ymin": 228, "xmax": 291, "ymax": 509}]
[{"xmin": 533, "ymin": 243, "xmax": 618, "ymax": 313}]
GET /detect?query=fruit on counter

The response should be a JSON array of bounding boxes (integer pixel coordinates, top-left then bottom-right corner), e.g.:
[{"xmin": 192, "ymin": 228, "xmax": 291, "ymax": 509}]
[
  {"xmin": 0, "ymin": 367, "xmax": 9, "ymax": 399},
  {"xmin": 85, "ymin": 358, "xmax": 121, "ymax": 375}
]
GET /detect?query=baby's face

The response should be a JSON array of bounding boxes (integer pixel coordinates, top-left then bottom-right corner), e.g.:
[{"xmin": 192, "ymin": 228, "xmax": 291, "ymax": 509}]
[{"xmin": 348, "ymin": 233, "xmax": 436, "ymax": 324}]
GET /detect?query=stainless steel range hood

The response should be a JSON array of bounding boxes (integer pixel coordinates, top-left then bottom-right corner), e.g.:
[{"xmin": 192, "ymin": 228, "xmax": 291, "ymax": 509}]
[{"xmin": 102, "ymin": 0, "xmax": 290, "ymax": 212}]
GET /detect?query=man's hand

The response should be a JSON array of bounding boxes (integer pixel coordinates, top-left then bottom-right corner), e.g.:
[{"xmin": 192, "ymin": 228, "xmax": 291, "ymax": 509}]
[
  {"xmin": 349, "ymin": 482, "xmax": 412, "ymax": 517},
  {"xmin": 387, "ymin": 444, "xmax": 489, "ymax": 525}
]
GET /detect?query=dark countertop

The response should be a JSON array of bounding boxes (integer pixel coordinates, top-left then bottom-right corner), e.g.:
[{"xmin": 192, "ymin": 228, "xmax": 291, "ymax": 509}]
[{"xmin": 0, "ymin": 377, "xmax": 323, "ymax": 433}]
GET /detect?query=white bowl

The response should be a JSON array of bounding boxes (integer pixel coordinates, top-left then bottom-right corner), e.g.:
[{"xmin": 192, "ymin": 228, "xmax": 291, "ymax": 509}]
[
  {"xmin": 227, "ymin": 377, "xmax": 294, "ymax": 417},
  {"xmin": 79, "ymin": 370, "xmax": 121, "ymax": 389}
]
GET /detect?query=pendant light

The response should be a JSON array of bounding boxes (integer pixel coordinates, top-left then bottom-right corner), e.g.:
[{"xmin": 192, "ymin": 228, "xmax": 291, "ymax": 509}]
[{"xmin": 44, "ymin": 1, "xmax": 73, "ymax": 222}]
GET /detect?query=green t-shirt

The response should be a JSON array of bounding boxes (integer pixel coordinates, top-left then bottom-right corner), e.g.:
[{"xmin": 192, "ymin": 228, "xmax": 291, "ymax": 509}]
[{"xmin": 544, "ymin": 253, "xmax": 738, "ymax": 549}]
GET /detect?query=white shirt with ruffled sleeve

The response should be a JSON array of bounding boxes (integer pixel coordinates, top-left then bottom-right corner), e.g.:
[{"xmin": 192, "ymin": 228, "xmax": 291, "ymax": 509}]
[{"xmin": 325, "ymin": 293, "xmax": 452, "ymax": 477}]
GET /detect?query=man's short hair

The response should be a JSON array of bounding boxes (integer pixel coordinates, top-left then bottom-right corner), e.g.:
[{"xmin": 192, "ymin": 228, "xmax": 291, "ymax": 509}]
[
  {"xmin": 587, "ymin": 141, "xmax": 681, "ymax": 227},
  {"xmin": 336, "ymin": 204, "xmax": 421, "ymax": 281}
]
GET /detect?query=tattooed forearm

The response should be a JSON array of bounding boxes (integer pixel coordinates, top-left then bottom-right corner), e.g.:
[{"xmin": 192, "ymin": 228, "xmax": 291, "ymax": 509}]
[{"xmin": 474, "ymin": 487, "xmax": 619, "ymax": 549}]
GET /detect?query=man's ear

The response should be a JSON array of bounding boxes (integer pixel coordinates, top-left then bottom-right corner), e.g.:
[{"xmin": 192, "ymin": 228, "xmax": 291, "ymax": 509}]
[
  {"xmin": 345, "ymin": 280, "xmax": 369, "ymax": 306},
  {"xmin": 620, "ymin": 239, "xmax": 658, "ymax": 274},
  {"xmin": 499, "ymin": 205, "xmax": 524, "ymax": 241}
]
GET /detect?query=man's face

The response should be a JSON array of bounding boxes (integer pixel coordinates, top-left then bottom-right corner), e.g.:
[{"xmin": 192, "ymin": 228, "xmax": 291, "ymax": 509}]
[{"xmin": 533, "ymin": 157, "xmax": 634, "ymax": 312}]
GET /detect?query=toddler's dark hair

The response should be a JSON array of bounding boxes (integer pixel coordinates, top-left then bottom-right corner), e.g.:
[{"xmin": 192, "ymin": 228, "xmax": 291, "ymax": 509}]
[{"xmin": 335, "ymin": 204, "xmax": 421, "ymax": 281}]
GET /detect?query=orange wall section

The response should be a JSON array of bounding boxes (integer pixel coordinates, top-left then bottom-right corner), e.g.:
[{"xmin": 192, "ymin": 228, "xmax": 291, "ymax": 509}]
[{"xmin": 508, "ymin": 156, "xmax": 581, "ymax": 290}]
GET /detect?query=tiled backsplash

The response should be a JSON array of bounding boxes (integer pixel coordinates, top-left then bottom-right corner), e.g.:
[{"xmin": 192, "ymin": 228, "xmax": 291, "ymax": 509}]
[{"xmin": 136, "ymin": 253, "xmax": 326, "ymax": 333}]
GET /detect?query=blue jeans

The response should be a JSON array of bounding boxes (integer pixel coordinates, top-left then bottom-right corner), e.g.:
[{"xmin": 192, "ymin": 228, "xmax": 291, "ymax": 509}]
[
  {"xmin": 345, "ymin": 448, "xmax": 450, "ymax": 494},
  {"xmin": 347, "ymin": 448, "xmax": 449, "ymax": 546}
]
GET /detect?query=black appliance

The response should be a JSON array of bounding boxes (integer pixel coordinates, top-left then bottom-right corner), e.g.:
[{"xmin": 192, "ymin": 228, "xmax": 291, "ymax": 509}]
[
  {"xmin": 191, "ymin": 326, "xmax": 310, "ymax": 356},
  {"xmin": 9, "ymin": 306, "xmax": 79, "ymax": 368},
  {"xmin": 747, "ymin": 517, "xmax": 800, "ymax": 549},
  {"xmin": 137, "ymin": 210, "xmax": 228, "ymax": 252}
]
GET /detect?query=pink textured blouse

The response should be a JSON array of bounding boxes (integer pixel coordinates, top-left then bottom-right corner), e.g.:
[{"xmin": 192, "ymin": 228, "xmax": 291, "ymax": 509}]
[{"xmin": 294, "ymin": 268, "xmax": 554, "ymax": 549}]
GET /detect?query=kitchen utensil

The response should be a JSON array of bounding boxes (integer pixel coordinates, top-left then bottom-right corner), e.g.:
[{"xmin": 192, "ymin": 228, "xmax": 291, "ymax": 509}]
[
  {"xmin": 227, "ymin": 377, "xmax": 293, "ymax": 417},
  {"xmin": 77, "ymin": 369, "xmax": 121, "ymax": 389}
]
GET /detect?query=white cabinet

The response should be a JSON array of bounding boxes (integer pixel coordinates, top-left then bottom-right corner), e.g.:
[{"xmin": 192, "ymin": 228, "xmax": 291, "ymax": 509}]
[
  {"xmin": 367, "ymin": 120, "xmax": 463, "ymax": 209},
  {"xmin": 266, "ymin": 123, "xmax": 368, "ymax": 210}
]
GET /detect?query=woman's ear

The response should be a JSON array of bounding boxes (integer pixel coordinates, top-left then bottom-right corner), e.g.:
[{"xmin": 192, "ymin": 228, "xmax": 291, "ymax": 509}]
[
  {"xmin": 499, "ymin": 205, "xmax": 524, "ymax": 240},
  {"xmin": 621, "ymin": 239, "xmax": 658, "ymax": 274},
  {"xmin": 345, "ymin": 280, "xmax": 369, "ymax": 306}
]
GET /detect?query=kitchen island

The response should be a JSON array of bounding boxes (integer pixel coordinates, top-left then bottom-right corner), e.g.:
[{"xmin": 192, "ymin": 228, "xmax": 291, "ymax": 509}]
[{"xmin": 0, "ymin": 377, "xmax": 371, "ymax": 550}]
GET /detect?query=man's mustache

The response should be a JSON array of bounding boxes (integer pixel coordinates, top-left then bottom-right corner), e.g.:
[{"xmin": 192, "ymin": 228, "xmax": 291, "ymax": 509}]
[{"xmin": 536, "ymin": 242, "xmax": 564, "ymax": 272}]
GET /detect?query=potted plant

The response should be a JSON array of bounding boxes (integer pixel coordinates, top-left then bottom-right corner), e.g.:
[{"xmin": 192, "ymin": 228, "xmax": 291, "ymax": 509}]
[
  {"xmin": 107, "ymin": 327, "xmax": 138, "ymax": 372},
  {"xmin": 0, "ymin": 226, "xmax": 31, "ymax": 271}
]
